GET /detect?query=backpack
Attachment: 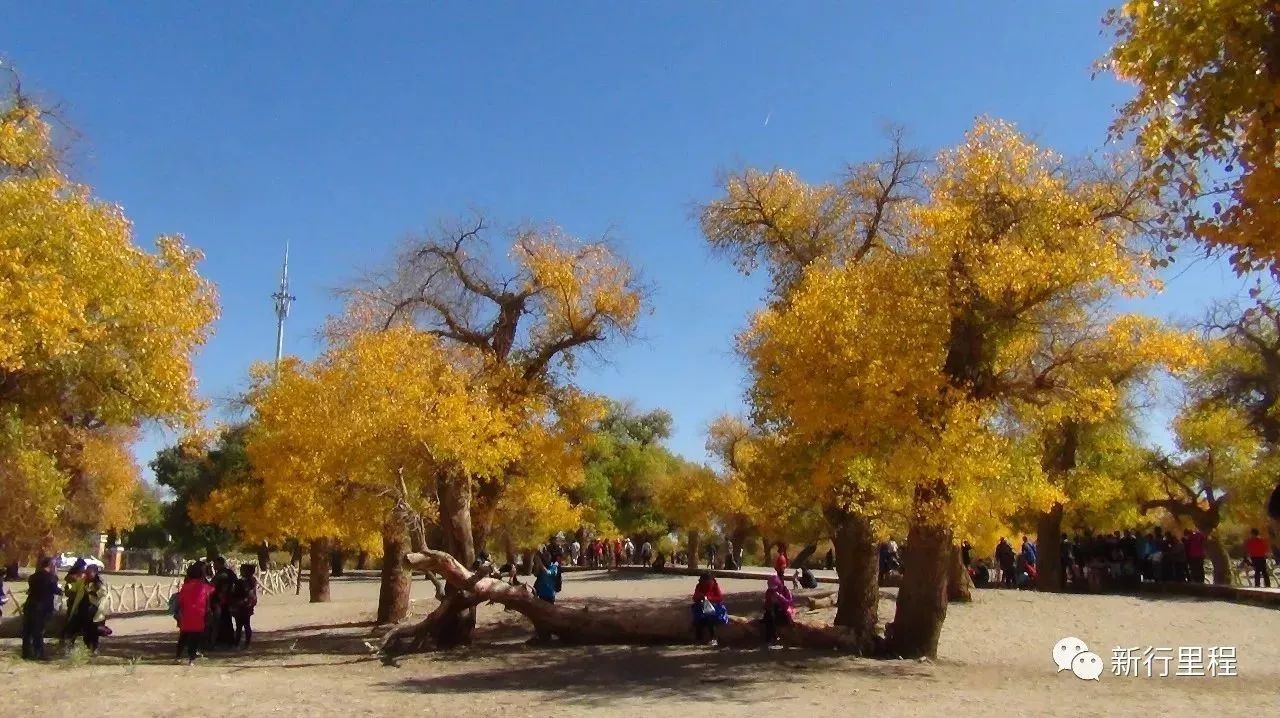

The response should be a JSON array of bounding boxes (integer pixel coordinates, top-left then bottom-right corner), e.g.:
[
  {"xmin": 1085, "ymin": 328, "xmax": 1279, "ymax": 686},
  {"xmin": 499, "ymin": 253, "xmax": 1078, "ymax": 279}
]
[{"xmin": 167, "ymin": 593, "xmax": 180, "ymax": 619}]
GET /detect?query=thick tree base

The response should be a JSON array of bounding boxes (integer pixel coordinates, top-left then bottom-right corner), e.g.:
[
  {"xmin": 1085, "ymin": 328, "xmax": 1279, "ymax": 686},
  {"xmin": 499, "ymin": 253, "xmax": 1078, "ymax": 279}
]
[{"xmin": 379, "ymin": 550, "xmax": 869, "ymax": 655}]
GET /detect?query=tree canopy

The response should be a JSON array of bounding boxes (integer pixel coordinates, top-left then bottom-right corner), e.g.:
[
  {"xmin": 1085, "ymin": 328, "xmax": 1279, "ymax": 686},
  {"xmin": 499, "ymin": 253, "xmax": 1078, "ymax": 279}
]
[
  {"xmin": 0, "ymin": 84, "xmax": 216, "ymax": 560},
  {"xmin": 1107, "ymin": 0, "xmax": 1280, "ymax": 271}
]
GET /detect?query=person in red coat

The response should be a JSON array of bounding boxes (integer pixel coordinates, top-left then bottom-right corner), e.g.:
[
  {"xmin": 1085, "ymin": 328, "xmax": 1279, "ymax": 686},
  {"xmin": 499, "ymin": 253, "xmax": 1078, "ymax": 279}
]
[
  {"xmin": 774, "ymin": 543, "xmax": 789, "ymax": 579},
  {"xmin": 1245, "ymin": 529, "xmax": 1272, "ymax": 588},
  {"xmin": 691, "ymin": 573, "xmax": 728, "ymax": 645},
  {"xmin": 176, "ymin": 563, "xmax": 216, "ymax": 664}
]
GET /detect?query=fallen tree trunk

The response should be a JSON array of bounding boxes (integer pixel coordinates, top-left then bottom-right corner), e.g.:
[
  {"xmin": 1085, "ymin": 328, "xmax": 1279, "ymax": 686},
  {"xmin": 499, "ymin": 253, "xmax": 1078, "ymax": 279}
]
[{"xmin": 380, "ymin": 549, "xmax": 861, "ymax": 655}]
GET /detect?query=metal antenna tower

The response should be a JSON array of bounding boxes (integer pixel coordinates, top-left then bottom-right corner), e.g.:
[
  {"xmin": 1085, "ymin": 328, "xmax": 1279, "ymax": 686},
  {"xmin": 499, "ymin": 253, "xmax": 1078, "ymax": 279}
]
[{"xmin": 272, "ymin": 241, "xmax": 295, "ymax": 366}]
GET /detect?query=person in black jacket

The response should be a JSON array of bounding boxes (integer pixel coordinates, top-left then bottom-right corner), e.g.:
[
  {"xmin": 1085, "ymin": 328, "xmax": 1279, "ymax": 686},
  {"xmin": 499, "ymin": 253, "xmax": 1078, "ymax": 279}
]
[{"xmin": 21, "ymin": 557, "xmax": 62, "ymax": 660}]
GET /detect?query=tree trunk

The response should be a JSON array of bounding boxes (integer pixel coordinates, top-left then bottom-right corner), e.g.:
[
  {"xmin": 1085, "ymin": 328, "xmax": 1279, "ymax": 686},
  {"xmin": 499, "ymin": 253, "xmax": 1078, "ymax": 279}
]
[
  {"xmin": 828, "ymin": 508, "xmax": 880, "ymax": 654},
  {"xmin": 356, "ymin": 550, "xmax": 370, "ymax": 571},
  {"xmin": 256, "ymin": 542, "xmax": 271, "ymax": 571},
  {"xmin": 435, "ymin": 473, "xmax": 477, "ymax": 646},
  {"xmin": 889, "ymin": 521, "xmax": 952, "ymax": 658},
  {"xmin": 1036, "ymin": 503, "xmax": 1066, "ymax": 593},
  {"xmin": 438, "ymin": 474, "xmax": 476, "ymax": 566},
  {"xmin": 503, "ymin": 535, "xmax": 517, "ymax": 567},
  {"xmin": 792, "ymin": 544, "xmax": 819, "ymax": 570},
  {"xmin": 330, "ymin": 540, "xmax": 345, "ymax": 577},
  {"xmin": 470, "ymin": 478, "xmax": 504, "ymax": 560},
  {"xmin": 1205, "ymin": 534, "xmax": 1235, "ymax": 586},
  {"xmin": 381, "ymin": 550, "xmax": 863, "ymax": 655},
  {"xmin": 377, "ymin": 521, "xmax": 412, "ymax": 624},
  {"xmin": 309, "ymin": 538, "xmax": 332, "ymax": 603},
  {"xmin": 687, "ymin": 530, "xmax": 701, "ymax": 570},
  {"xmin": 291, "ymin": 540, "xmax": 304, "ymax": 596},
  {"xmin": 946, "ymin": 543, "xmax": 973, "ymax": 603},
  {"xmin": 729, "ymin": 526, "xmax": 750, "ymax": 559}
]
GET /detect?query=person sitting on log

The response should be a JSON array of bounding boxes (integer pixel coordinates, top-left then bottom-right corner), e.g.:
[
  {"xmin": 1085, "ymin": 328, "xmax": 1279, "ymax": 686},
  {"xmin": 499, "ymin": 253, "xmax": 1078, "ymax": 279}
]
[
  {"xmin": 794, "ymin": 566, "xmax": 818, "ymax": 590},
  {"xmin": 762, "ymin": 574, "xmax": 795, "ymax": 649},
  {"xmin": 691, "ymin": 572, "xmax": 728, "ymax": 647},
  {"xmin": 971, "ymin": 559, "xmax": 991, "ymax": 588},
  {"xmin": 532, "ymin": 555, "xmax": 560, "ymax": 605}
]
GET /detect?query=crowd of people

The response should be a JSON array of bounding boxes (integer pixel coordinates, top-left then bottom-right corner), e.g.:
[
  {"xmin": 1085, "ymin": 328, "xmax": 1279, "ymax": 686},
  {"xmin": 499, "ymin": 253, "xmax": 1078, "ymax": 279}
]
[
  {"xmin": 18, "ymin": 557, "xmax": 110, "ymax": 661},
  {"xmin": 172, "ymin": 556, "xmax": 259, "ymax": 664},
  {"xmin": 962, "ymin": 526, "xmax": 1277, "ymax": 592},
  {"xmin": 15, "ymin": 553, "xmax": 259, "ymax": 664}
]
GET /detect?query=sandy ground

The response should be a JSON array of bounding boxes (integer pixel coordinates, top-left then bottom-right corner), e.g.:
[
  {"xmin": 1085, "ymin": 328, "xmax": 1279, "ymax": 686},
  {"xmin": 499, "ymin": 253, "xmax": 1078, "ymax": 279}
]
[{"xmin": 2, "ymin": 570, "xmax": 1277, "ymax": 717}]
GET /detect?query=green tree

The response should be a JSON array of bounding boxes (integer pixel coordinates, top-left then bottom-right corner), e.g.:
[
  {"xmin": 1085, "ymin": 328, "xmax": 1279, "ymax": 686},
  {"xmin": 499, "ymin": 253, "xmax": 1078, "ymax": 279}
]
[{"xmin": 150, "ymin": 426, "xmax": 246, "ymax": 556}]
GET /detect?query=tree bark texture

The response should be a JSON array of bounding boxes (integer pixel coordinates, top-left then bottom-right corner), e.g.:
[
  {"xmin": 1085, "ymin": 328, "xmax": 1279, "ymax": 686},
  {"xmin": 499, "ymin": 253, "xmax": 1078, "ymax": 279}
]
[
  {"xmin": 1036, "ymin": 503, "xmax": 1066, "ymax": 593},
  {"xmin": 309, "ymin": 538, "xmax": 332, "ymax": 603},
  {"xmin": 377, "ymin": 521, "xmax": 412, "ymax": 624},
  {"xmin": 1205, "ymin": 535, "xmax": 1236, "ymax": 586},
  {"xmin": 330, "ymin": 540, "xmax": 345, "ymax": 577},
  {"xmin": 889, "ymin": 521, "xmax": 952, "ymax": 658},
  {"xmin": 687, "ymin": 530, "xmax": 701, "ymax": 570},
  {"xmin": 828, "ymin": 508, "xmax": 881, "ymax": 654}
]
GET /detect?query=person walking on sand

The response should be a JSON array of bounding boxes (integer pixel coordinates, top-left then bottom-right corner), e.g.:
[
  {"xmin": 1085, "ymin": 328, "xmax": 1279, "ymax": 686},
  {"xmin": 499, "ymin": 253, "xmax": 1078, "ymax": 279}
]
[
  {"xmin": 176, "ymin": 562, "xmax": 215, "ymax": 665},
  {"xmin": 691, "ymin": 572, "xmax": 728, "ymax": 646},
  {"xmin": 1245, "ymin": 528, "xmax": 1272, "ymax": 588},
  {"xmin": 762, "ymin": 574, "xmax": 795, "ymax": 648},
  {"xmin": 20, "ymin": 557, "xmax": 62, "ymax": 661}
]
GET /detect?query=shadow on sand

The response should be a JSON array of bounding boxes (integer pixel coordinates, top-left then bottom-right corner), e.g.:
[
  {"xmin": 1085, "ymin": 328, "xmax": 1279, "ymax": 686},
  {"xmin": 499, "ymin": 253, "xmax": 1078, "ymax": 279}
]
[{"xmin": 383, "ymin": 644, "xmax": 933, "ymax": 707}]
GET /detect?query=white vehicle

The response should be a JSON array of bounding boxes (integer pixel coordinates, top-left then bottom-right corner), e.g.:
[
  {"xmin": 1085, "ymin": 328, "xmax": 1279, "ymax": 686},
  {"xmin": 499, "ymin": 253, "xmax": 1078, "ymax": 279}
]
[{"xmin": 56, "ymin": 553, "xmax": 105, "ymax": 570}]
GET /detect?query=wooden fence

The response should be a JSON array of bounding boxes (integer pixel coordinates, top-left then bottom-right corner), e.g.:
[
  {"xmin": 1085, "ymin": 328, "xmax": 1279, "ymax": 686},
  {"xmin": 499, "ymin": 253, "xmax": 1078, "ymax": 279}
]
[{"xmin": 1, "ymin": 564, "xmax": 299, "ymax": 617}]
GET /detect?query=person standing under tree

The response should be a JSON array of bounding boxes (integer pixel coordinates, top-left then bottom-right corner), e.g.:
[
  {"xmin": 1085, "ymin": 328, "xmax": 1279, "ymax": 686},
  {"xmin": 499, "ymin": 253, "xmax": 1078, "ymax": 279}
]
[
  {"xmin": 996, "ymin": 538, "xmax": 1016, "ymax": 588},
  {"xmin": 1245, "ymin": 528, "xmax": 1272, "ymax": 588},
  {"xmin": 773, "ymin": 543, "xmax": 789, "ymax": 579},
  {"xmin": 59, "ymin": 559, "xmax": 85, "ymax": 647},
  {"xmin": 68, "ymin": 564, "xmax": 108, "ymax": 655},
  {"xmin": 175, "ymin": 562, "xmax": 215, "ymax": 665},
  {"xmin": 1183, "ymin": 527, "xmax": 1207, "ymax": 584},
  {"xmin": 231, "ymin": 564, "xmax": 258, "ymax": 649},
  {"xmin": 20, "ymin": 557, "xmax": 61, "ymax": 661}
]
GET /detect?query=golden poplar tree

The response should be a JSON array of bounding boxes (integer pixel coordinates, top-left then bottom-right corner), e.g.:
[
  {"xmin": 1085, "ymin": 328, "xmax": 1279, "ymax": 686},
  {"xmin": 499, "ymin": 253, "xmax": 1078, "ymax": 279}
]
[
  {"xmin": 1106, "ymin": 0, "xmax": 1280, "ymax": 270},
  {"xmin": 0, "ymin": 81, "xmax": 216, "ymax": 559},
  {"xmin": 197, "ymin": 328, "xmax": 521, "ymax": 613},
  {"xmin": 737, "ymin": 120, "xmax": 1164, "ymax": 657}
]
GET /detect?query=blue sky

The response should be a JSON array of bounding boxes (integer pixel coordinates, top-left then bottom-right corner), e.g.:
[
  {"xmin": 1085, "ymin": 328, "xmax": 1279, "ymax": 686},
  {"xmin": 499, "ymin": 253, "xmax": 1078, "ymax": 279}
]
[{"xmin": 3, "ymin": 1, "xmax": 1250, "ymax": 469}]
